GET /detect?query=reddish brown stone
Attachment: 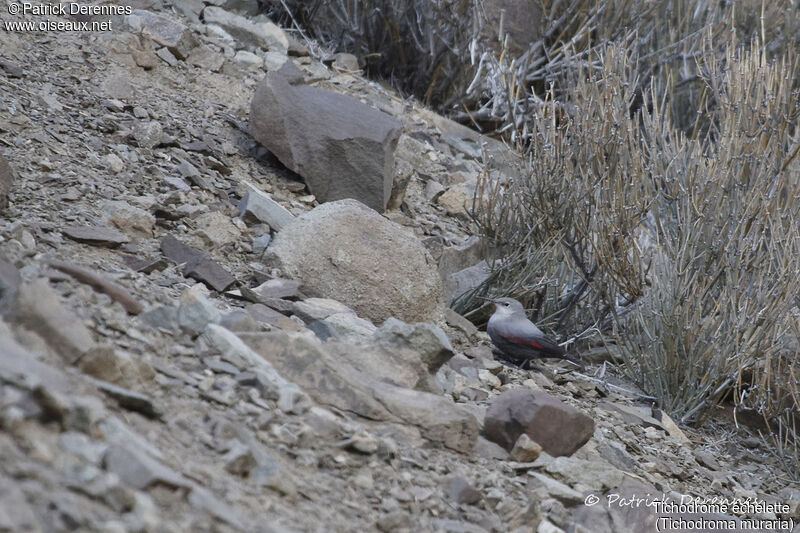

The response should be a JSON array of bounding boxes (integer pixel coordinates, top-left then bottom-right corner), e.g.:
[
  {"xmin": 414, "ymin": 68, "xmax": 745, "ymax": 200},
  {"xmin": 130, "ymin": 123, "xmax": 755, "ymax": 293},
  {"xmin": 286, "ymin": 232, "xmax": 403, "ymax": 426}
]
[{"xmin": 483, "ymin": 388, "xmax": 594, "ymax": 457}]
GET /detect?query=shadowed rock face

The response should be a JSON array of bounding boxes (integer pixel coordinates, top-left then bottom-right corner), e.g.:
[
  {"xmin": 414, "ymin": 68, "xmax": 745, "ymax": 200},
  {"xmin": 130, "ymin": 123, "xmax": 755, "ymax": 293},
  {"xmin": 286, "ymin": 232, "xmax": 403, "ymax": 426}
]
[
  {"xmin": 250, "ymin": 61, "xmax": 402, "ymax": 213},
  {"xmin": 268, "ymin": 199, "xmax": 444, "ymax": 324},
  {"xmin": 481, "ymin": 0, "xmax": 543, "ymax": 57}
]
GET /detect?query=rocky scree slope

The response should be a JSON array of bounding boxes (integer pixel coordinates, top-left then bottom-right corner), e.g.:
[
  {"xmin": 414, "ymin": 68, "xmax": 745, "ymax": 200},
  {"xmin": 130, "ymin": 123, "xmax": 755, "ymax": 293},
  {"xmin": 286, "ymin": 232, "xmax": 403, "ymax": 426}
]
[{"xmin": 0, "ymin": 2, "xmax": 796, "ymax": 532}]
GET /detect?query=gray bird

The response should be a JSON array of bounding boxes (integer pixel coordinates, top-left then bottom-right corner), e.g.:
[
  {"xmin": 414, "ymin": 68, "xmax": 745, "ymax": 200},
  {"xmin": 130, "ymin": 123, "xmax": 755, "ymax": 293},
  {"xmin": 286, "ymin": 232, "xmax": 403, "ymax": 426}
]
[{"xmin": 481, "ymin": 297, "xmax": 582, "ymax": 367}]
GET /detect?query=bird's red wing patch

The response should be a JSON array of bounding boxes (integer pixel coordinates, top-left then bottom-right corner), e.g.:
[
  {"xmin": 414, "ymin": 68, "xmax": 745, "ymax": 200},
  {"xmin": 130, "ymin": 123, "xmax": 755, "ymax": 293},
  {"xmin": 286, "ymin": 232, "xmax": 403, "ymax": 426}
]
[{"xmin": 507, "ymin": 335, "xmax": 543, "ymax": 350}]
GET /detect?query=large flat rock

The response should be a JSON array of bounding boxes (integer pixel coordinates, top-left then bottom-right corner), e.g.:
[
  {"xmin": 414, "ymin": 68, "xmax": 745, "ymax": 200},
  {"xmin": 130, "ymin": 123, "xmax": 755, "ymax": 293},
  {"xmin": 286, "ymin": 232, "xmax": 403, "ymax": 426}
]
[
  {"xmin": 240, "ymin": 331, "xmax": 478, "ymax": 452},
  {"xmin": 250, "ymin": 62, "xmax": 402, "ymax": 212}
]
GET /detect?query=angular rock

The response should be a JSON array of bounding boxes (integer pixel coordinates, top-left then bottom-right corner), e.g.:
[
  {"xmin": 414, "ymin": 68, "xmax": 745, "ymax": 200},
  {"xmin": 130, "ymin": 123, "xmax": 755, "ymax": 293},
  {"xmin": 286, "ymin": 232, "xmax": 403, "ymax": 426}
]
[
  {"xmin": 133, "ymin": 120, "xmax": 163, "ymax": 149},
  {"xmin": 373, "ymin": 318, "xmax": 454, "ymax": 374},
  {"xmin": 160, "ymin": 235, "xmax": 236, "ymax": 291},
  {"xmin": 103, "ymin": 444, "xmax": 191, "ymax": 490},
  {"xmin": 603, "ymin": 402, "xmax": 664, "ymax": 430},
  {"xmin": 91, "ymin": 378, "xmax": 161, "ymax": 419},
  {"xmin": 177, "ymin": 285, "xmax": 221, "ymax": 336},
  {"xmin": 252, "ymin": 233, "xmax": 272, "ymax": 256},
  {"xmin": 241, "ymin": 331, "xmax": 478, "ymax": 452},
  {"xmin": 6, "ymin": 279, "xmax": 96, "ymax": 364},
  {"xmin": 483, "ymin": 388, "xmax": 594, "ymax": 457},
  {"xmin": 155, "ymin": 46, "xmax": 179, "ymax": 66},
  {"xmin": 203, "ymin": 6, "xmax": 288, "ymax": 53},
  {"xmin": 102, "ymin": 200, "xmax": 156, "ymax": 237},
  {"xmin": 437, "ymin": 184, "xmax": 470, "ymax": 216},
  {"xmin": 438, "ymin": 236, "xmax": 485, "ymax": 278},
  {"xmin": 237, "ymin": 182, "xmax": 295, "ymax": 230},
  {"xmin": 473, "ymin": 436, "xmax": 510, "ymax": 460},
  {"xmin": 263, "ymin": 50, "xmax": 288, "ymax": 71},
  {"xmin": 202, "ymin": 324, "xmax": 308, "ymax": 408},
  {"xmin": 0, "ymin": 257, "xmax": 21, "ymax": 313},
  {"xmin": 322, "ymin": 313, "xmax": 376, "ymax": 344},
  {"xmin": 443, "ymin": 261, "xmax": 491, "ymax": 305},
  {"xmin": 222, "ymin": 439, "xmax": 257, "ymax": 476},
  {"xmin": 306, "ymin": 320, "xmax": 340, "ymax": 341},
  {"xmin": 444, "ymin": 308, "xmax": 479, "ymax": 338},
  {"xmin": 442, "ymin": 474, "xmax": 482, "ymax": 505},
  {"xmin": 510, "ymin": 433, "xmax": 543, "ymax": 462},
  {"xmin": 233, "ymin": 50, "xmax": 263, "ymax": 70},
  {"xmin": 219, "ymin": 310, "xmax": 259, "ymax": 333},
  {"xmin": 138, "ymin": 305, "xmax": 179, "ymax": 332},
  {"xmin": 78, "ymin": 344, "xmax": 154, "ymax": 388},
  {"xmin": 62, "ymin": 225, "xmax": 130, "ymax": 248},
  {"xmin": 543, "ymin": 456, "xmax": 624, "ymax": 491},
  {"xmin": 0, "ymin": 320, "xmax": 70, "ymax": 393},
  {"xmin": 269, "ymin": 199, "xmax": 443, "ymax": 323},
  {"xmin": 186, "ymin": 44, "xmax": 224, "ymax": 72},
  {"xmin": 248, "ymin": 278, "xmax": 301, "ymax": 300},
  {"xmin": 387, "ymin": 157, "xmax": 414, "ymax": 210},
  {"xmin": 292, "ymin": 298, "xmax": 354, "ymax": 322},
  {"xmin": 528, "ymin": 473, "xmax": 584, "ymax": 505},
  {"xmin": 250, "ymin": 62, "xmax": 402, "ymax": 212},
  {"xmin": 246, "ymin": 303, "xmax": 301, "ymax": 331},
  {"xmin": 657, "ymin": 412, "xmax": 690, "ymax": 444},
  {"xmin": 326, "ymin": 340, "xmax": 433, "ymax": 392},
  {"xmin": 127, "ymin": 9, "xmax": 197, "ymax": 59},
  {"xmin": 193, "ymin": 211, "xmax": 241, "ymax": 248},
  {"xmin": 332, "ymin": 53, "xmax": 360, "ymax": 72},
  {"xmin": 0, "ymin": 152, "xmax": 14, "ymax": 210}
]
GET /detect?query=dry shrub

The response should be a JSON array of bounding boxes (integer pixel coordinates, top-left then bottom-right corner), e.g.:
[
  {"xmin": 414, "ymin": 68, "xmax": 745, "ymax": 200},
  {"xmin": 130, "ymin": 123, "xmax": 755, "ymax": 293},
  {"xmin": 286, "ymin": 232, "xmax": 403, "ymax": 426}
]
[
  {"xmin": 465, "ymin": 46, "xmax": 652, "ymax": 339},
  {"xmin": 470, "ymin": 35, "xmax": 800, "ymax": 470},
  {"xmin": 267, "ymin": 0, "xmax": 800, "ymax": 472},
  {"xmin": 620, "ymin": 38, "xmax": 800, "ymax": 425},
  {"xmin": 264, "ymin": 0, "xmax": 480, "ymax": 107},
  {"xmin": 460, "ymin": 0, "xmax": 800, "ymax": 137}
]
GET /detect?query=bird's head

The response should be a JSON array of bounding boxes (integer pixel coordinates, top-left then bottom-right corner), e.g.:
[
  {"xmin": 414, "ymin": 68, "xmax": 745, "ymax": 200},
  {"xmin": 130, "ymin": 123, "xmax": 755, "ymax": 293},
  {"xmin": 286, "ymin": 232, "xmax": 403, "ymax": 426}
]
[{"xmin": 479, "ymin": 296, "xmax": 526, "ymax": 317}]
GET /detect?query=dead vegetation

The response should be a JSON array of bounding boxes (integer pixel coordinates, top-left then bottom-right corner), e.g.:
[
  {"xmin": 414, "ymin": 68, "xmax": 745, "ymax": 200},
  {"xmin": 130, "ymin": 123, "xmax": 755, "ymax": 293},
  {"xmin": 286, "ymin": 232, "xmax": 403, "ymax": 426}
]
[{"xmin": 271, "ymin": 0, "xmax": 800, "ymax": 473}]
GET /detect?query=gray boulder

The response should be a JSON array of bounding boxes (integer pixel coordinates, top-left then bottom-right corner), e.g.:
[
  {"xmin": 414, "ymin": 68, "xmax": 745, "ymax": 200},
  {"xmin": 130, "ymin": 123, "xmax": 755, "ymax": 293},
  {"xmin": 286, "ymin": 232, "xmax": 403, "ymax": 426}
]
[
  {"xmin": 250, "ymin": 62, "xmax": 402, "ymax": 212},
  {"xmin": 127, "ymin": 9, "xmax": 197, "ymax": 60},
  {"xmin": 269, "ymin": 199, "xmax": 444, "ymax": 323}
]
